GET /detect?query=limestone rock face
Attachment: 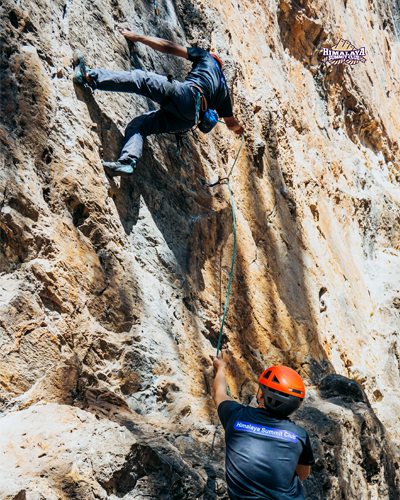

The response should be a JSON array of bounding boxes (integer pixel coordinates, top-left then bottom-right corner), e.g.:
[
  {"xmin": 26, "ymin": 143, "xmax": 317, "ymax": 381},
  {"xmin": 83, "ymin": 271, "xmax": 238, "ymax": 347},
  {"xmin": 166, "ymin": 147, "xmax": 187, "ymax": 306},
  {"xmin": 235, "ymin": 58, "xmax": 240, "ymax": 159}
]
[
  {"xmin": 0, "ymin": 403, "xmax": 210, "ymax": 499},
  {"xmin": 1, "ymin": 0, "xmax": 400, "ymax": 498}
]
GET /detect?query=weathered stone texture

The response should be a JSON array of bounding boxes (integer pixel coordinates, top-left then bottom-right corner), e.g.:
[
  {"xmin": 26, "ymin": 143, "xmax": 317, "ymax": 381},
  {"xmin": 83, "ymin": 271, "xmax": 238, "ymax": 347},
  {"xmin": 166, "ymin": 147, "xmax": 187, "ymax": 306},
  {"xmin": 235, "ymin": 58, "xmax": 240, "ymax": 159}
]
[{"xmin": 1, "ymin": 0, "xmax": 400, "ymax": 498}]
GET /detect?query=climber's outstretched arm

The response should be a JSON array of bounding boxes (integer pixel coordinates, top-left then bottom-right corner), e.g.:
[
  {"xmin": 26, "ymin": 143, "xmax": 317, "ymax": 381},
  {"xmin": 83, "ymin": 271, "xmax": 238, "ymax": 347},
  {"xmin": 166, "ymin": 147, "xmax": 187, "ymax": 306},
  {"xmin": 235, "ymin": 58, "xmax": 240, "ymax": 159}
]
[
  {"xmin": 120, "ymin": 30, "xmax": 188, "ymax": 59},
  {"xmin": 212, "ymin": 353, "xmax": 233, "ymax": 409}
]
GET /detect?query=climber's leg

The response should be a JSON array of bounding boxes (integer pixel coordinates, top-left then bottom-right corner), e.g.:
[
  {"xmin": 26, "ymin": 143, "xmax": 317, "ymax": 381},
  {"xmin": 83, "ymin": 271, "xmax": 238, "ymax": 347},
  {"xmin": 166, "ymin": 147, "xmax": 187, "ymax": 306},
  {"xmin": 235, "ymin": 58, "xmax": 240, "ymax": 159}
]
[
  {"xmin": 118, "ymin": 109, "xmax": 167, "ymax": 163},
  {"xmin": 118, "ymin": 108, "xmax": 193, "ymax": 163},
  {"xmin": 101, "ymin": 109, "xmax": 169, "ymax": 178},
  {"xmin": 88, "ymin": 69, "xmax": 174, "ymax": 105}
]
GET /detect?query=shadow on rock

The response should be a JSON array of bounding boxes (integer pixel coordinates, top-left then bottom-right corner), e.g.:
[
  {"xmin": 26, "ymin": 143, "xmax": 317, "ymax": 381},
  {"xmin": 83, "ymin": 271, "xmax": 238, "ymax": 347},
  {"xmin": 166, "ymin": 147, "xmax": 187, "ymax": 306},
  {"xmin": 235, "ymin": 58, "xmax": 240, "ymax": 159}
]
[
  {"xmin": 318, "ymin": 373, "xmax": 371, "ymax": 408},
  {"xmin": 294, "ymin": 374, "xmax": 400, "ymax": 500},
  {"xmin": 74, "ymin": 83, "xmax": 124, "ymax": 162}
]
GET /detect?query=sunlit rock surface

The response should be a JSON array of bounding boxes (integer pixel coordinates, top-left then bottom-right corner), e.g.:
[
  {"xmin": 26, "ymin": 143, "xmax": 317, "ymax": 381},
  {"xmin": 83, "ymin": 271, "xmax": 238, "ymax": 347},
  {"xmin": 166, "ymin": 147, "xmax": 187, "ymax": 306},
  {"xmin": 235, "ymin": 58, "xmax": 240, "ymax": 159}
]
[{"xmin": 1, "ymin": 0, "xmax": 400, "ymax": 498}]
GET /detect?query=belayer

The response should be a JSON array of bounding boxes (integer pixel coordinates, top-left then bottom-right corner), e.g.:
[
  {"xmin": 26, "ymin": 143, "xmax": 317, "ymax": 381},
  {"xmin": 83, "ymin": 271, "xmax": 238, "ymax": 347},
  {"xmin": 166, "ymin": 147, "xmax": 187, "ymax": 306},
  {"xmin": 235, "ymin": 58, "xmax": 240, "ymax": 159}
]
[
  {"xmin": 212, "ymin": 353, "xmax": 314, "ymax": 500},
  {"xmin": 73, "ymin": 31, "xmax": 244, "ymax": 178}
]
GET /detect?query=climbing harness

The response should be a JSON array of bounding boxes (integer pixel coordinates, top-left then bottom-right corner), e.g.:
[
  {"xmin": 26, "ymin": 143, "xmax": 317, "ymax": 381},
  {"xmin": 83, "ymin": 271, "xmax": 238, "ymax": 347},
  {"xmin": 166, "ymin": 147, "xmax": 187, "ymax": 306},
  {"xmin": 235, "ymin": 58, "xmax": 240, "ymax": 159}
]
[
  {"xmin": 192, "ymin": 86, "xmax": 204, "ymax": 125},
  {"xmin": 190, "ymin": 86, "xmax": 222, "ymax": 134},
  {"xmin": 202, "ymin": 132, "xmax": 245, "ymax": 356},
  {"xmin": 174, "ymin": 87, "xmax": 203, "ymax": 157}
]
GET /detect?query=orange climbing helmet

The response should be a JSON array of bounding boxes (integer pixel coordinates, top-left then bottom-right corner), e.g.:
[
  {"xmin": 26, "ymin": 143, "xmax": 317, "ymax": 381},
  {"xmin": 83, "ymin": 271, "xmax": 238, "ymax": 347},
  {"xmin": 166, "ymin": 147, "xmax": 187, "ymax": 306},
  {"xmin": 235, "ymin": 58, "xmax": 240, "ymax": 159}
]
[
  {"xmin": 258, "ymin": 366, "xmax": 305, "ymax": 417},
  {"xmin": 211, "ymin": 53, "xmax": 223, "ymax": 70}
]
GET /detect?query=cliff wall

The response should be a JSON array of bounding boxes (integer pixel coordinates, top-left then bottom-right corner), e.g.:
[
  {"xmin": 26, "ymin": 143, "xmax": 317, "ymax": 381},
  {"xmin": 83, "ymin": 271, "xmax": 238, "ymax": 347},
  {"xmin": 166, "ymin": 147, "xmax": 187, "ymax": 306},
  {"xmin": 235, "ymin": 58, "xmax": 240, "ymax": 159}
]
[{"xmin": 1, "ymin": 0, "xmax": 400, "ymax": 498}]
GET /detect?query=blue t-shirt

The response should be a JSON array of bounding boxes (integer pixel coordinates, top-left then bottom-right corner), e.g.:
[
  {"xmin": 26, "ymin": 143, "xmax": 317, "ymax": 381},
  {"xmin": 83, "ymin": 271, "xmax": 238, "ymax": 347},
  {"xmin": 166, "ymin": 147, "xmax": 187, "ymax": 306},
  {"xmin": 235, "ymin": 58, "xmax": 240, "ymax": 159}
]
[
  {"xmin": 184, "ymin": 47, "xmax": 233, "ymax": 117},
  {"xmin": 218, "ymin": 401, "xmax": 314, "ymax": 500}
]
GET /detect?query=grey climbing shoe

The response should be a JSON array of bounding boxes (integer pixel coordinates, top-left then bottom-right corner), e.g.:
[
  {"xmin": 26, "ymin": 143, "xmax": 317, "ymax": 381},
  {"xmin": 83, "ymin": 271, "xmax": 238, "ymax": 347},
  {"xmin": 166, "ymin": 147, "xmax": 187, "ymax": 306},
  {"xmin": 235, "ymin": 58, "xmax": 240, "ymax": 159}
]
[
  {"xmin": 72, "ymin": 49, "xmax": 94, "ymax": 87},
  {"xmin": 102, "ymin": 160, "xmax": 136, "ymax": 178}
]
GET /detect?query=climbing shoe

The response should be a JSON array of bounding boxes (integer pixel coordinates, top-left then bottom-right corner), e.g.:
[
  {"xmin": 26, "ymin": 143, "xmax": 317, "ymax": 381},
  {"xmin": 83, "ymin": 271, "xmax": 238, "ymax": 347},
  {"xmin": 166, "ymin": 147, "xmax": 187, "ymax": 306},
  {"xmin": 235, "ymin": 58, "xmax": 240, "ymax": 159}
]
[
  {"xmin": 72, "ymin": 49, "xmax": 94, "ymax": 88},
  {"xmin": 101, "ymin": 160, "xmax": 136, "ymax": 178}
]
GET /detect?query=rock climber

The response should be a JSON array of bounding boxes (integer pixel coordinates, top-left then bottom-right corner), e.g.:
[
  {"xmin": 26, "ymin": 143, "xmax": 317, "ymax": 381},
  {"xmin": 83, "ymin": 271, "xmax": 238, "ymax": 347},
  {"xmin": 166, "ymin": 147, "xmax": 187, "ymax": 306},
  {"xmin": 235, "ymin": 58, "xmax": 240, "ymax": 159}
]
[
  {"xmin": 73, "ymin": 31, "xmax": 244, "ymax": 178},
  {"xmin": 212, "ymin": 353, "xmax": 314, "ymax": 500}
]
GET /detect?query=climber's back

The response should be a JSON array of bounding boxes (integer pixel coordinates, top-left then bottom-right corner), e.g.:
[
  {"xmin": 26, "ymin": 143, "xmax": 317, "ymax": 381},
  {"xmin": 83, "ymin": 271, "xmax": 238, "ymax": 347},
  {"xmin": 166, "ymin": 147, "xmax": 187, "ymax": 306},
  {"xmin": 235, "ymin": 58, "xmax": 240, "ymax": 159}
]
[{"xmin": 184, "ymin": 47, "xmax": 232, "ymax": 118}]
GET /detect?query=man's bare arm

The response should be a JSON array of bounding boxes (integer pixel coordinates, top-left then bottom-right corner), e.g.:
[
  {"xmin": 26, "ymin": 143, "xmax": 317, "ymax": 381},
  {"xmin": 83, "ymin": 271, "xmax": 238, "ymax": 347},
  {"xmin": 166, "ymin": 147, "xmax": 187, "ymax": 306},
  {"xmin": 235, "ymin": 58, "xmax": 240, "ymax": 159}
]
[
  {"xmin": 120, "ymin": 30, "xmax": 188, "ymax": 59},
  {"xmin": 296, "ymin": 464, "xmax": 310, "ymax": 481},
  {"xmin": 224, "ymin": 116, "xmax": 244, "ymax": 135},
  {"xmin": 212, "ymin": 353, "xmax": 233, "ymax": 409}
]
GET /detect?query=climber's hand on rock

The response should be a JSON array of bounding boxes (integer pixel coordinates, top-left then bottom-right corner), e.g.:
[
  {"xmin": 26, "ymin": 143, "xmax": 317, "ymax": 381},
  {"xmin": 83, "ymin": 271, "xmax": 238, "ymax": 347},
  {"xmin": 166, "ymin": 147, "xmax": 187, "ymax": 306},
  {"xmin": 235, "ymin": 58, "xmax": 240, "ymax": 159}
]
[
  {"xmin": 234, "ymin": 125, "xmax": 245, "ymax": 135},
  {"xmin": 213, "ymin": 352, "xmax": 227, "ymax": 373},
  {"xmin": 120, "ymin": 30, "xmax": 140, "ymax": 42},
  {"xmin": 223, "ymin": 117, "xmax": 244, "ymax": 136}
]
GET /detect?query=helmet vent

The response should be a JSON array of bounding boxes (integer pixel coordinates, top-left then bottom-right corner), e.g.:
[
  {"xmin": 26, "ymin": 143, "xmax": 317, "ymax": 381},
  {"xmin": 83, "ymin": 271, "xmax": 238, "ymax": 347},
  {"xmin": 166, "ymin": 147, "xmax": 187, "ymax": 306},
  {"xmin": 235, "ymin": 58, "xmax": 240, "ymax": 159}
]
[
  {"xmin": 265, "ymin": 370, "xmax": 271, "ymax": 380},
  {"xmin": 267, "ymin": 397, "xmax": 283, "ymax": 408},
  {"xmin": 272, "ymin": 375, "xmax": 280, "ymax": 383}
]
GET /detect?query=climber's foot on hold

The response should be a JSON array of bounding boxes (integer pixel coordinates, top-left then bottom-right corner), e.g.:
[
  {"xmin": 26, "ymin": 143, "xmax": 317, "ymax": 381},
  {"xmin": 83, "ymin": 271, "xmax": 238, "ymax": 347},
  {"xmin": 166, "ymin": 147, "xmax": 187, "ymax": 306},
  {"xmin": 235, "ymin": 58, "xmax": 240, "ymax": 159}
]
[
  {"xmin": 102, "ymin": 159, "xmax": 136, "ymax": 178},
  {"xmin": 72, "ymin": 49, "xmax": 95, "ymax": 88}
]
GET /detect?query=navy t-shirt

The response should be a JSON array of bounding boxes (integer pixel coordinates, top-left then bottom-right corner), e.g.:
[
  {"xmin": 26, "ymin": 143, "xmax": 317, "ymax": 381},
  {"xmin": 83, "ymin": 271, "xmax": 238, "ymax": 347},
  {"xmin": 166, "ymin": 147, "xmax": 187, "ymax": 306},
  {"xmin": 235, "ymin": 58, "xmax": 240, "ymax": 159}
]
[
  {"xmin": 184, "ymin": 47, "xmax": 233, "ymax": 117},
  {"xmin": 218, "ymin": 401, "xmax": 314, "ymax": 500}
]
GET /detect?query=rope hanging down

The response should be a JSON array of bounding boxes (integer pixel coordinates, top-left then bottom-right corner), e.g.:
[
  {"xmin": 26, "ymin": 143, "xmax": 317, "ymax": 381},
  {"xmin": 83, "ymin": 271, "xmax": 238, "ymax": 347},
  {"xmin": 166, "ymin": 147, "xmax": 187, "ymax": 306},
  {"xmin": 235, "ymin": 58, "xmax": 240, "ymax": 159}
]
[
  {"xmin": 216, "ymin": 179, "xmax": 236, "ymax": 356},
  {"xmin": 201, "ymin": 132, "xmax": 245, "ymax": 356}
]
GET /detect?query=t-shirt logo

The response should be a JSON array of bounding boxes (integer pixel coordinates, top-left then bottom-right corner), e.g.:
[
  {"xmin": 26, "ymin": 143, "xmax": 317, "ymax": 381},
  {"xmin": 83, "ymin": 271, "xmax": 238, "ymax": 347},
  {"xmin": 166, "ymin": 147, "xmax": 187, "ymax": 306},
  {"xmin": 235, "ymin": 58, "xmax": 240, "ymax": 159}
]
[{"xmin": 234, "ymin": 421, "xmax": 298, "ymax": 443}]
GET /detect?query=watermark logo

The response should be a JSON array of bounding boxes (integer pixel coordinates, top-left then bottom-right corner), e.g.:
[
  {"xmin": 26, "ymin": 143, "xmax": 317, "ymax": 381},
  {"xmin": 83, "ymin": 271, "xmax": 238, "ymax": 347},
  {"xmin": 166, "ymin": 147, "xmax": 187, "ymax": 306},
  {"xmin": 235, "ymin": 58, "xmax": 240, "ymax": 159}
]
[{"xmin": 321, "ymin": 39, "xmax": 366, "ymax": 66}]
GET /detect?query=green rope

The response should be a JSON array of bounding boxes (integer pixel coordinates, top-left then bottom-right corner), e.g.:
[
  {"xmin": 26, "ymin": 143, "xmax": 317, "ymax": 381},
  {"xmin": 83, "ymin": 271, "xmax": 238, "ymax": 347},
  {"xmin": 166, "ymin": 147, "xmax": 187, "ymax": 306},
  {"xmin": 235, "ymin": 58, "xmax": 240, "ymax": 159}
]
[
  {"xmin": 206, "ymin": 131, "xmax": 245, "ymax": 399},
  {"xmin": 227, "ymin": 132, "xmax": 245, "ymax": 179},
  {"xmin": 215, "ymin": 131, "xmax": 244, "ymax": 356},
  {"xmin": 218, "ymin": 179, "xmax": 238, "ymax": 400},
  {"xmin": 216, "ymin": 177, "xmax": 236, "ymax": 356}
]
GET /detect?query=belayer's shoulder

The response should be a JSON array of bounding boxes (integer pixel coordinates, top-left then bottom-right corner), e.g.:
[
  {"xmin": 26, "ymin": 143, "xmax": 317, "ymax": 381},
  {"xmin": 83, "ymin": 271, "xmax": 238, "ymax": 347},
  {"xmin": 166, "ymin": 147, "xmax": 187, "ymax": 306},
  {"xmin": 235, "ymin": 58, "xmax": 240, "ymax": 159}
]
[{"xmin": 287, "ymin": 419, "xmax": 310, "ymax": 437}]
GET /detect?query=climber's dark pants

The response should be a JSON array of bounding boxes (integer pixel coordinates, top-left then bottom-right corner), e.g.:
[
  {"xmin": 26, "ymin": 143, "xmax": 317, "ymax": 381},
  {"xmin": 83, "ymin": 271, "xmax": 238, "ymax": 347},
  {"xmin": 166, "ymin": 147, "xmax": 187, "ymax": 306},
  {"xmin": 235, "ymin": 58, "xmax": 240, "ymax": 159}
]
[{"xmin": 89, "ymin": 69, "xmax": 196, "ymax": 162}]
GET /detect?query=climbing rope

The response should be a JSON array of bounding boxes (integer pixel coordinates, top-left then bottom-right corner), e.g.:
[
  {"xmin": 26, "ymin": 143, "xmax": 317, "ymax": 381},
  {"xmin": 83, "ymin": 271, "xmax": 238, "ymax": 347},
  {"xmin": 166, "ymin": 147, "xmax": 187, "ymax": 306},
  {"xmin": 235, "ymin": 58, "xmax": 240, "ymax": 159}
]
[
  {"xmin": 202, "ymin": 131, "xmax": 245, "ymax": 190},
  {"xmin": 202, "ymin": 131, "xmax": 245, "ymax": 356},
  {"xmin": 216, "ymin": 178, "xmax": 236, "ymax": 356}
]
